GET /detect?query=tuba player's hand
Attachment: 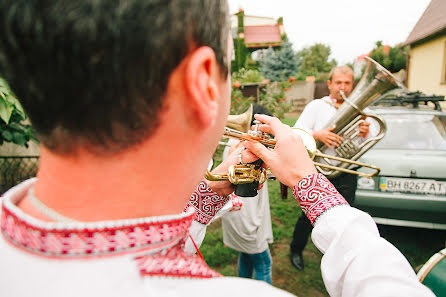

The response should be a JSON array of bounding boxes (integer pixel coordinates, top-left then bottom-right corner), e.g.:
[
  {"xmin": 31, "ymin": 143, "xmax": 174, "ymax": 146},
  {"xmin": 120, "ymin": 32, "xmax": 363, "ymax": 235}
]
[
  {"xmin": 358, "ymin": 121, "xmax": 370, "ymax": 137},
  {"xmin": 312, "ymin": 127, "xmax": 343, "ymax": 149},
  {"xmin": 243, "ymin": 114, "xmax": 317, "ymax": 188}
]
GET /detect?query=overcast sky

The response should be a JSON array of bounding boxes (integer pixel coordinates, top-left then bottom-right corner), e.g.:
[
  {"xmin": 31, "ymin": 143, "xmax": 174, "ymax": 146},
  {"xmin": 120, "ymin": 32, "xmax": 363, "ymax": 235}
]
[{"xmin": 228, "ymin": 0, "xmax": 432, "ymax": 64}]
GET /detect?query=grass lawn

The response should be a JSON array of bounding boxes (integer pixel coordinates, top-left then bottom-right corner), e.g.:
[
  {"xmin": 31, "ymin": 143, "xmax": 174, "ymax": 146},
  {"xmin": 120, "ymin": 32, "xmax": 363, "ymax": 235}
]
[{"xmin": 202, "ymin": 116, "xmax": 446, "ymax": 296}]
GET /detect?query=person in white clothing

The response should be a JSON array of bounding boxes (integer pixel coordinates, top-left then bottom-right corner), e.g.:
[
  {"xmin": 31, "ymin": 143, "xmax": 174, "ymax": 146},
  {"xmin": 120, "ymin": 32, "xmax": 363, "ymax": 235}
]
[
  {"xmin": 289, "ymin": 66, "xmax": 370, "ymax": 271},
  {"xmin": 221, "ymin": 104, "xmax": 274, "ymax": 284},
  {"xmin": 0, "ymin": 1, "xmax": 435, "ymax": 297}
]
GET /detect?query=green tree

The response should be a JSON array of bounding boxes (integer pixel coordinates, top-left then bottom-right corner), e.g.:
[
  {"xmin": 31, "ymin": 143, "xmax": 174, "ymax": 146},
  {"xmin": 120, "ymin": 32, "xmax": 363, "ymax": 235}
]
[
  {"xmin": 297, "ymin": 43, "xmax": 337, "ymax": 78},
  {"xmin": 369, "ymin": 41, "xmax": 408, "ymax": 73},
  {"xmin": 259, "ymin": 41, "xmax": 299, "ymax": 82},
  {"xmin": 0, "ymin": 78, "xmax": 36, "ymax": 147}
]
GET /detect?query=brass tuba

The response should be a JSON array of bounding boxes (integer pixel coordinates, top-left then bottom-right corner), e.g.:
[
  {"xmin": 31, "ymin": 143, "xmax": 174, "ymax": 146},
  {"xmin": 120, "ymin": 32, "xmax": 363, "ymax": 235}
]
[{"xmin": 315, "ymin": 56, "xmax": 406, "ymax": 178}]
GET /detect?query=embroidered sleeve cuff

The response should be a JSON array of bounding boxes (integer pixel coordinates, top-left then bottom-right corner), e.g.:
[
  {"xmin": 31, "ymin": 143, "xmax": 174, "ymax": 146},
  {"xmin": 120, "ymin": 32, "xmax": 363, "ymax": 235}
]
[
  {"xmin": 184, "ymin": 180, "xmax": 230, "ymax": 225},
  {"xmin": 292, "ymin": 173, "xmax": 349, "ymax": 225}
]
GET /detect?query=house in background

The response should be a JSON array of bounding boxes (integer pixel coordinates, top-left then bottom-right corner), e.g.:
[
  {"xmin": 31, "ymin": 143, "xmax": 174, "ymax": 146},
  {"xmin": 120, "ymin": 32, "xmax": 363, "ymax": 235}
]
[
  {"xmin": 231, "ymin": 9, "xmax": 286, "ymax": 71},
  {"xmin": 403, "ymin": 0, "xmax": 446, "ymax": 104}
]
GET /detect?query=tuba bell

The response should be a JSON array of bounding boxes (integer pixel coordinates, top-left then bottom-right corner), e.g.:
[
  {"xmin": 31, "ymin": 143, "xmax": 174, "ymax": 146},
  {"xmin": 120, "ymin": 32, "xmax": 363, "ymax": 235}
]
[{"xmin": 315, "ymin": 56, "xmax": 406, "ymax": 178}]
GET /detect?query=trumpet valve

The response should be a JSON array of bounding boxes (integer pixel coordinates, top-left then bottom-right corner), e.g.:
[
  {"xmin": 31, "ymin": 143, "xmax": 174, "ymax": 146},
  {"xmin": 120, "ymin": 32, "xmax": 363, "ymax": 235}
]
[{"xmin": 228, "ymin": 164, "xmax": 267, "ymax": 184}]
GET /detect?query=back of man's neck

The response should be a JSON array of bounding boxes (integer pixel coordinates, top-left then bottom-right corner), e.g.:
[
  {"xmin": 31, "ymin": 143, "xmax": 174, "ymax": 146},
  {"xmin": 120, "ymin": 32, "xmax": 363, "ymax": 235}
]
[{"xmin": 18, "ymin": 143, "xmax": 199, "ymax": 222}]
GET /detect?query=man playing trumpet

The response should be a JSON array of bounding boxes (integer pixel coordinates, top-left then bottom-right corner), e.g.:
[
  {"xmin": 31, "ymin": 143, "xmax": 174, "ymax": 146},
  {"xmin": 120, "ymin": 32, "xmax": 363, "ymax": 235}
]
[{"xmin": 0, "ymin": 1, "xmax": 433, "ymax": 296}]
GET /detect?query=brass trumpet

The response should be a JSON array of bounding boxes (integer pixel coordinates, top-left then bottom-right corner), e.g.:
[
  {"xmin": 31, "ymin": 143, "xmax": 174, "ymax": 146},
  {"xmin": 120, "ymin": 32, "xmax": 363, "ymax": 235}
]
[{"xmin": 206, "ymin": 115, "xmax": 381, "ymax": 185}]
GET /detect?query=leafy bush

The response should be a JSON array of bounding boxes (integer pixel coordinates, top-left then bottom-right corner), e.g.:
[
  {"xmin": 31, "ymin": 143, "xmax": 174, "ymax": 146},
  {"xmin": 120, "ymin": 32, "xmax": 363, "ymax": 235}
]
[
  {"xmin": 230, "ymin": 89, "xmax": 255, "ymax": 115},
  {"xmin": 258, "ymin": 82, "xmax": 292, "ymax": 120},
  {"xmin": 0, "ymin": 78, "xmax": 36, "ymax": 147},
  {"xmin": 231, "ymin": 68, "xmax": 264, "ymax": 84}
]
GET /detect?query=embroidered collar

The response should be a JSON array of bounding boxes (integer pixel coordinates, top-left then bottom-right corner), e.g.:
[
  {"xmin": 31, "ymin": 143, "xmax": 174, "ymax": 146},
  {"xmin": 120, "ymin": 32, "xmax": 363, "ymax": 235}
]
[
  {"xmin": 1, "ymin": 179, "xmax": 191, "ymax": 258},
  {"xmin": 323, "ymin": 95, "xmax": 343, "ymax": 109},
  {"xmin": 1, "ymin": 179, "xmax": 221, "ymax": 278}
]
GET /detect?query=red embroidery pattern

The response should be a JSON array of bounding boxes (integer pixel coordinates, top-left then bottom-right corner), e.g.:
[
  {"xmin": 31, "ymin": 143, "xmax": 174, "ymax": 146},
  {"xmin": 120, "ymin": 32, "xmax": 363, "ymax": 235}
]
[
  {"xmin": 292, "ymin": 173, "xmax": 348, "ymax": 224},
  {"xmin": 136, "ymin": 245, "xmax": 221, "ymax": 279},
  {"xmin": 185, "ymin": 181, "xmax": 229, "ymax": 225},
  {"xmin": 1, "ymin": 206, "xmax": 193, "ymax": 258}
]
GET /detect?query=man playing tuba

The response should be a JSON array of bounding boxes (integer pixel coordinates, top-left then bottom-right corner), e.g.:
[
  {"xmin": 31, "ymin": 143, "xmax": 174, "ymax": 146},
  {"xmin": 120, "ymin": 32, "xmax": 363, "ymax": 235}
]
[{"xmin": 290, "ymin": 65, "xmax": 370, "ymax": 271}]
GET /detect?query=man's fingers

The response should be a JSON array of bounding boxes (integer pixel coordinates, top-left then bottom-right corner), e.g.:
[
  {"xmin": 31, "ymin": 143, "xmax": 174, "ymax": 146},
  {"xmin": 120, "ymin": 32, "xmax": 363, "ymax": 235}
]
[
  {"xmin": 243, "ymin": 140, "xmax": 272, "ymax": 163},
  {"xmin": 333, "ymin": 134, "xmax": 343, "ymax": 143},
  {"xmin": 227, "ymin": 142, "xmax": 243, "ymax": 155},
  {"xmin": 252, "ymin": 124, "xmax": 273, "ymax": 135},
  {"xmin": 241, "ymin": 148, "xmax": 260, "ymax": 164},
  {"xmin": 327, "ymin": 134, "xmax": 342, "ymax": 144},
  {"xmin": 324, "ymin": 140, "xmax": 333, "ymax": 149},
  {"xmin": 254, "ymin": 114, "xmax": 288, "ymax": 138}
]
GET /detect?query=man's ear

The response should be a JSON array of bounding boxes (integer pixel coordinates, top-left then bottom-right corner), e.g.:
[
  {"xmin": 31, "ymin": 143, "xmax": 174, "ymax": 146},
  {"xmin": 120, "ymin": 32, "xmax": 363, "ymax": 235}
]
[{"xmin": 183, "ymin": 46, "xmax": 223, "ymax": 128}]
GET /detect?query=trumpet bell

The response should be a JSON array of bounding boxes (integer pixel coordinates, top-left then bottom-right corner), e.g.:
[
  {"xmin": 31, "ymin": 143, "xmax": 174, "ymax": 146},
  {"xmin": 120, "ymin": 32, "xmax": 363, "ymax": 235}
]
[
  {"xmin": 226, "ymin": 104, "xmax": 253, "ymax": 133},
  {"xmin": 292, "ymin": 128, "xmax": 317, "ymax": 160}
]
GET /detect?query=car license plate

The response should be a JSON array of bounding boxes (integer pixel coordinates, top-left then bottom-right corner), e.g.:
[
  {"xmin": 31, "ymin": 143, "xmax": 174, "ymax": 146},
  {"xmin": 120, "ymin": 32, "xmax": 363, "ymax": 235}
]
[{"xmin": 379, "ymin": 177, "xmax": 446, "ymax": 195}]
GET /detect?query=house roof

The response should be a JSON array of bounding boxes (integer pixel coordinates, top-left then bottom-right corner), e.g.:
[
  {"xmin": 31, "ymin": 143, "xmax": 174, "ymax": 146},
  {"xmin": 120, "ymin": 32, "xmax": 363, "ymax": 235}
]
[
  {"xmin": 356, "ymin": 53, "xmax": 369, "ymax": 61},
  {"xmin": 244, "ymin": 25, "xmax": 282, "ymax": 48},
  {"xmin": 403, "ymin": 0, "xmax": 446, "ymax": 46}
]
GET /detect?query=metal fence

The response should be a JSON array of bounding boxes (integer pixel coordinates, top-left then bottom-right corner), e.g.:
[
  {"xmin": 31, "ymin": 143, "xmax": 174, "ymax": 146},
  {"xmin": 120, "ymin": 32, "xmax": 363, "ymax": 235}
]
[{"xmin": 0, "ymin": 156, "xmax": 39, "ymax": 194}]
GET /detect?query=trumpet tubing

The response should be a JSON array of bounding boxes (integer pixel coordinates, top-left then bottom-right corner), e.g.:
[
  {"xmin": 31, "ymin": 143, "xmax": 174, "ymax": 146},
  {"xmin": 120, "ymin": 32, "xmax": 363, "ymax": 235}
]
[{"xmin": 205, "ymin": 126, "xmax": 381, "ymax": 185}]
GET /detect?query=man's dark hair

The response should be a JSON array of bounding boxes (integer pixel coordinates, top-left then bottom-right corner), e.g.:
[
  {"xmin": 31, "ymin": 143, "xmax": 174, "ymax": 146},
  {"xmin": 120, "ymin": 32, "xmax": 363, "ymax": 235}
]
[
  {"xmin": 0, "ymin": 0, "xmax": 230, "ymax": 154},
  {"xmin": 251, "ymin": 104, "xmax": 272, "ymax": 126}
]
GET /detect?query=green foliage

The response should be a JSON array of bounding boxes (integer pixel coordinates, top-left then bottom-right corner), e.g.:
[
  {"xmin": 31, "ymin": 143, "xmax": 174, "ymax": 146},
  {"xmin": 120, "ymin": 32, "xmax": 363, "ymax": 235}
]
[
  {"xmin": 0, "ymin": 78, "xmax": 37, "ymax": 147},
  {"xmin": 296, "ymin": 43, "xmax": 337, "ymax": 80},
  {"xmin": 258, "ymin": 82, "xmax": 292, "ymax": 120},
  {"xmin": 231, "ymin": 68, "xmax": 264, "ymax": 84},
  {"xmin": 369, "ymin": 41, "xmax": 408, "ymax": 73},
  {"xmin": 259, "ymin": 41, "xmax": 299, "ymax": 82},
  {"xmin": 230, "ymin": 89, "xmax": 255, "ymax": 115},
  {"xmin": 243, "ymin": 55, "xmax": 259, "ymax": 70},
  {"xmin": 230, "ymin": 80, "xmax": 291, "ymax": 121}
]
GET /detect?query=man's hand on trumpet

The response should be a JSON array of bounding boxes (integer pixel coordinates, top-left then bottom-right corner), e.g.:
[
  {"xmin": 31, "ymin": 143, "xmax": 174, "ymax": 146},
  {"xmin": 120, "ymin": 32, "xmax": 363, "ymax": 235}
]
[
  {"xmin": 206, "ymin": 142, "xmax": 259, "ymax": 197},
  {"xmin": 243, "ymin": 114, "xmax": 317, "ymax": 188}
]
